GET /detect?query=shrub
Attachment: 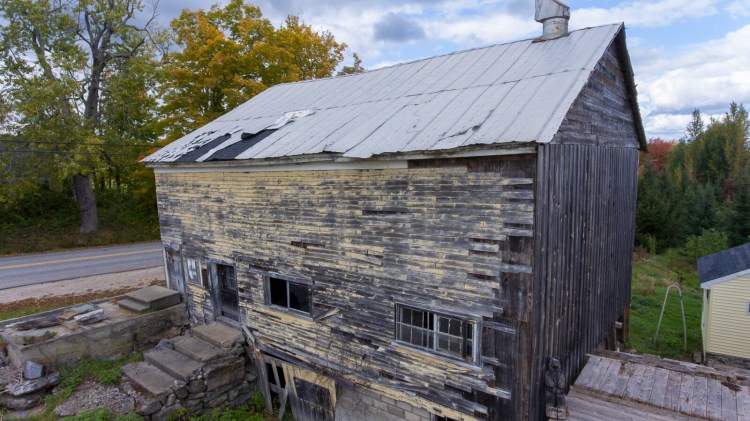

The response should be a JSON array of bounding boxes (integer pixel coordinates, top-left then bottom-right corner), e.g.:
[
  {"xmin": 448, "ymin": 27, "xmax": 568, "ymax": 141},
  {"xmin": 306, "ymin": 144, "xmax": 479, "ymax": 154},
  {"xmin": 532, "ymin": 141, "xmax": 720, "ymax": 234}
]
[{"xmin": 681, "ymin": 229, "xmax": 729, "ymax": 262}]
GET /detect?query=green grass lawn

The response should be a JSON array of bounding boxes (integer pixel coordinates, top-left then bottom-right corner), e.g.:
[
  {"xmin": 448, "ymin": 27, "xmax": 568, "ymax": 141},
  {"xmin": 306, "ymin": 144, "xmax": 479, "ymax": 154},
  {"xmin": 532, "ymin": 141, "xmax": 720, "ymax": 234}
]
[
  {"xmin": 627, "ymin": 251, "xmax": 703, "ymax": 359},
  {"xmin": 0, "ymin": 222, "xmax": 159, "ymax": 255}
]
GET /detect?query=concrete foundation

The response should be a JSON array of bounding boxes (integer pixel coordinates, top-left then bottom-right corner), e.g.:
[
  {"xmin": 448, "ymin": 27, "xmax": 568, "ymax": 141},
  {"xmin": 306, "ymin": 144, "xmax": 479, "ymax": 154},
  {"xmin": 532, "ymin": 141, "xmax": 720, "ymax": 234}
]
[
  {"xmin": 335, "ymin": 383, "xmax": 432, "ymax": 421},
  {"xmin": 1, "ymin": 302, "xmax": 187, "ymax": 368}
]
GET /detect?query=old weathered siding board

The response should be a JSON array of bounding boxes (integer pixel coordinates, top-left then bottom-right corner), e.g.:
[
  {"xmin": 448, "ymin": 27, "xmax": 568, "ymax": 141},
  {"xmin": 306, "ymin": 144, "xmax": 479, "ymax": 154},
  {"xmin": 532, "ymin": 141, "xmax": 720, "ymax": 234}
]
[
  {"xmin": 531, "ymin": 144, "xmax": 638, "ymax": 419},
  {"xmin": 148, "ymin": 21, "xmax": 645, "ymax": 421},
  {"xmin": 156, "ymin": 155, "xmax": 535, "ymax": 418},
  {"xmin": 554, "ymin": 39, "xmax": 639, "ymax": 148}
]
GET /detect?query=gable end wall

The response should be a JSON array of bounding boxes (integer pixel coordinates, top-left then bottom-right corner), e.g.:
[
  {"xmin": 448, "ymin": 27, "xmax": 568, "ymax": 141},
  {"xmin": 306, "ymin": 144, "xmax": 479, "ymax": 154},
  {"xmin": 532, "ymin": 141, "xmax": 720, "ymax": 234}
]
[
  {"xmin": 530, "ymin": 35, "xmax": 643, "ymax": 414},
  {"xmin": 553, "ymin": 38, "xmax": 639, "ymax": 149}
]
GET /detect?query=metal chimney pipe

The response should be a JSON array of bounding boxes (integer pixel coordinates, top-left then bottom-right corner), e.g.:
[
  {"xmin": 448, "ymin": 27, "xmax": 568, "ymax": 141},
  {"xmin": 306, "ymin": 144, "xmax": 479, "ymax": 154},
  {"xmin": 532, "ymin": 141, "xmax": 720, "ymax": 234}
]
[{"xmin": 535, "ymin": 0, "xmax": 571, "ymax": 39}]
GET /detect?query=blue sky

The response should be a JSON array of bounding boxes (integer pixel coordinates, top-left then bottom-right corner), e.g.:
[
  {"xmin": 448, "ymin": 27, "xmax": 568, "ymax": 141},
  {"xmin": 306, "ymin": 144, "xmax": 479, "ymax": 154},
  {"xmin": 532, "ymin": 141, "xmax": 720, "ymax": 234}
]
[{"xmin": 158, "ymin": 0, "xmax": 750, "ymax": 141}]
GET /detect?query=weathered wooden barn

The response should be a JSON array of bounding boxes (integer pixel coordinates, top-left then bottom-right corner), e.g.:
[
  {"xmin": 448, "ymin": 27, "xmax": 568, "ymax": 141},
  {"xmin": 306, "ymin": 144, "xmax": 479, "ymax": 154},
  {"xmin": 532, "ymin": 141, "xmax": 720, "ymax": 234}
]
[{"xmin": 144, "ymin": 15, "xmax": 646, "ymax": 421}]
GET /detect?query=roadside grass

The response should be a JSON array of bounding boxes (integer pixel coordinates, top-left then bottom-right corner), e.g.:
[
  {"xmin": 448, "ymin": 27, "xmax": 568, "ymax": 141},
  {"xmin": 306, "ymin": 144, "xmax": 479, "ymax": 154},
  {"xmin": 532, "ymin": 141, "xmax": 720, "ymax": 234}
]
[
  {"xmin": 0, "ymin": 284, "xmax": 161, "ymax": 322},
  {"xmin": 0, "ymin": 224, "xmax": 159, "ymax": 256},
  {"xmin": 0, "ymin": 304, "xmax": 66, "ymax": 322},
  {"xmin": 627, "ymin": 251, "xmax": 703, "ymax": 359}
]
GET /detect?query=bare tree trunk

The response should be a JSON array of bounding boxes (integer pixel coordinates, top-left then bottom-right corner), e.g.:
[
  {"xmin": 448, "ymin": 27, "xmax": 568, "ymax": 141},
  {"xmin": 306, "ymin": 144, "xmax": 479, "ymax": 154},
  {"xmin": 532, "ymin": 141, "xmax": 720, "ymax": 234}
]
[{"xmin": 73, "ymin": 174, "xmax": 98, "ymax": 234}]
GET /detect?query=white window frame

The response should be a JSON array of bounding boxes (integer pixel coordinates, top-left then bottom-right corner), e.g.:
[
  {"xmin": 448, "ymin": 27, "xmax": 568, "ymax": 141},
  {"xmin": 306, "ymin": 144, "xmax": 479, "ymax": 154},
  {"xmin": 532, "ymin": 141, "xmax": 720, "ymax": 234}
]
[
  {"xmin": 394, "ymin": 304, "xmax": 479, "ymax": 364},
  {"xmin": 185, "ymin": 258, "xmax": 208, "ymax": 288}
]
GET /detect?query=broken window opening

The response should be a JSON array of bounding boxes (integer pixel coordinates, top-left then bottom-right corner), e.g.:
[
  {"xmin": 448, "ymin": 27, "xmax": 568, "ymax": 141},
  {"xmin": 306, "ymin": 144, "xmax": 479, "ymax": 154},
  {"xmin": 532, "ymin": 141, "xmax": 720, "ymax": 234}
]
[
  {"xmin": 268, "ymin": 277, "xmax": 311, "ymax": 315},
  {"xmin": 395, "ymin": 305, "xmax": 477, "ymax": 363},
  {"xmin": 432, "ymin": 415, "xmax": 461, "ymax": 421}
]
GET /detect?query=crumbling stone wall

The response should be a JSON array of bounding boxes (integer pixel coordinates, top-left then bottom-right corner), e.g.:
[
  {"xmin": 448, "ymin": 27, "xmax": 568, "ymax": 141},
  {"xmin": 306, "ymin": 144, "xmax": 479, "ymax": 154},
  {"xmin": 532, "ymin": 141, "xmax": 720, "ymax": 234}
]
[{"xmin": 127, "ymin": 342, "xmax": 258, "ymax": 420}]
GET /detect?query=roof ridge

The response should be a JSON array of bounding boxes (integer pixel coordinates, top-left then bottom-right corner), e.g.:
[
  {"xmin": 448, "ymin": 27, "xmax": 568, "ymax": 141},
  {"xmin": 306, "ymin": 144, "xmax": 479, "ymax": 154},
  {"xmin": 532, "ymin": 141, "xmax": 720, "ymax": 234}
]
[{"xmin": 265, "ymin": 23, "xmax": 624, "ymax": 90}]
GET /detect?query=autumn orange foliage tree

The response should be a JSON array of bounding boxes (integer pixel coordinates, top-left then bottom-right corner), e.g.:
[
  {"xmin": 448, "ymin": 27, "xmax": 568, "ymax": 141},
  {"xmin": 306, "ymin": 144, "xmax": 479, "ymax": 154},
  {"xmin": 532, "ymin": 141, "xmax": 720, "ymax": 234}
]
[
  {"xmin": 158, "ymin": 0, "xmax": 346, "ymax": 141},
  {"xmin": 639, "ymin": 137, "xmax": 675, "ymax": 175}
]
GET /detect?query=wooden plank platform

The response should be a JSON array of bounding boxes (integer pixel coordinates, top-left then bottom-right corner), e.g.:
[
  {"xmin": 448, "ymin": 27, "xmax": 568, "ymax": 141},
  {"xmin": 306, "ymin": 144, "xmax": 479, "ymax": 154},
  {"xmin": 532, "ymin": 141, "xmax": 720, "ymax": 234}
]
[
  {"xmin": 567, "ymin": 387, "xmax": 703, "ymax": 421},
  {"xmin": 568, "ymin": 352, "xmax": 749, "ymax": 421}
]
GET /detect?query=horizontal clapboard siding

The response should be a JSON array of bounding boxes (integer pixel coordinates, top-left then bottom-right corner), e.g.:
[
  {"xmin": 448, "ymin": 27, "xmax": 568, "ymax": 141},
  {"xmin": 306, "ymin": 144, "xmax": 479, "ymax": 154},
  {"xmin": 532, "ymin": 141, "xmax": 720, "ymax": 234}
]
[
  {"xmin": 706, "ymin": 275, "xmax": 750, "ymax": 359},
  {"xmin": 155, "ymin": 155, "xmax": 535, "ymax": 417}
]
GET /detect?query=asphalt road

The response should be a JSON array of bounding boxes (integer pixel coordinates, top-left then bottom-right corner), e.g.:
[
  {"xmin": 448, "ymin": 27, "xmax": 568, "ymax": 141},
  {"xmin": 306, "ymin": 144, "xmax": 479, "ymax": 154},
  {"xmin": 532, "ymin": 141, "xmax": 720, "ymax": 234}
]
[{"xmin": 0, "ymin": 242, "xmax": 163, "ymax": 290}]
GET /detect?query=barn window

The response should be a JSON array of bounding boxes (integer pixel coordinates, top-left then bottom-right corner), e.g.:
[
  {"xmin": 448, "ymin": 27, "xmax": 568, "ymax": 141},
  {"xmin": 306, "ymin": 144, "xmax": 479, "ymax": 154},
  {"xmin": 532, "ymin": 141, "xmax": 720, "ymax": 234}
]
[
  {"xmin": 432, "ymin": 416, "xmax": 461, "ymax": 421},
  {"xmin": 395, "ymin": 305, "xmax": 476, "ymax": 362},
  {"xmin": 268, "ymin": 277, "xmax": 311, "ymax": 315},
  {"xmin": 185, "ymin": 259, "xmax": 208, "ymax": 288},
  {"xmin": 747, "ymin": 300, "xmax": 750, "ymax": 315}
]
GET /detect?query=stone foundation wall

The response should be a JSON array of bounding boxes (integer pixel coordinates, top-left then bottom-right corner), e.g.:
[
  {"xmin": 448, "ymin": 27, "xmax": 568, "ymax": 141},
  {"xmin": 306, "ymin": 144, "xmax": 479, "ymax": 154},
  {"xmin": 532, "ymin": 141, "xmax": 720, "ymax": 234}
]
[
  {"xmin": 132, "ymin": 344, "xmax": 258, "ymax": 420},
  {"xmin": 707, "ymin": 353, "xmax": 750, "ymax": 370},
  {"xmin": 335, "ymin": 383, "xmax": 431, "ymax": 421}
]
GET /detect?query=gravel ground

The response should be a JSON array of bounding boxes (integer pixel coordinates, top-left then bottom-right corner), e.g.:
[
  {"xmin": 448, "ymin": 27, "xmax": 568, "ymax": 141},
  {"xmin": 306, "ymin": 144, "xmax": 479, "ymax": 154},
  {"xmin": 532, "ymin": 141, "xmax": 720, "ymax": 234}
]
[{"xmin": 54, "ymin": 381, "xmax": 137, "ymax": 417}]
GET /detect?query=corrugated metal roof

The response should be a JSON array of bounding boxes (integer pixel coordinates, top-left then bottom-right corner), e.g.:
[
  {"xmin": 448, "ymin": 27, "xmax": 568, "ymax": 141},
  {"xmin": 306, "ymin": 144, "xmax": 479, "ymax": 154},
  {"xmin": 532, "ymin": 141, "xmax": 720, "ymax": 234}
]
[{"xmin": 144, "ymin": 24, "xmax": 627, "ymax": 164}]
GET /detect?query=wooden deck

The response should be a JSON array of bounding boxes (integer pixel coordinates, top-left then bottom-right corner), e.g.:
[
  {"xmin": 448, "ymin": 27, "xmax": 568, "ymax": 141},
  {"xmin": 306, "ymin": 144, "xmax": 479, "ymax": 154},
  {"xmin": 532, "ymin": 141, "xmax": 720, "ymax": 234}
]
[{"xmin": 567, "ymin": 352, "xmax": 750, "ymax": 421}]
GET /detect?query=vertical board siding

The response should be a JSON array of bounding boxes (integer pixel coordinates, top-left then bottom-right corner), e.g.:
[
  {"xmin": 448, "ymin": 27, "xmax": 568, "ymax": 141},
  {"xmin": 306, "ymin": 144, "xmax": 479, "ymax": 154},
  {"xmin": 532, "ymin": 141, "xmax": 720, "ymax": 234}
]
[
  {"xmin": 155, "ymin": 155, "xmax": 535, "ymax": 419},
  {"xmin": 706, "ymin": 275, "xmax": 750, "ymax": 359},
  {"xmin": 532, "ymin": 144, "xmax": 638, "ymax": 419}
]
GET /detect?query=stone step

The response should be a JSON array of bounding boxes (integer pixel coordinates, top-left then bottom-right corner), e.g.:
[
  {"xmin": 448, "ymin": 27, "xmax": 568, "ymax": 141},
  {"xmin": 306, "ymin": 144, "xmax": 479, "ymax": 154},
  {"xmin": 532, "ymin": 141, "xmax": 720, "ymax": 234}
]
[
  {"xmin": 173, "ymin": 336, "xmax": 227, "ymax": 362},
  {"xmin": 121, "ymin": 361, "xmax": 176, "ymax": 397},
  {"xmin": 123, "ymin": 286, "xmax": 181, "ymax": 311},
  {"xmin": 117, "ymin": 298, "xmax": 150, "ymax": 313},
  {"xmin": 144, "ymin": 347, "xmax": 202, "ymax": 381},
  {"xmin": 193, "ymin": 323, "xmax": 243, "ymax": 349}
]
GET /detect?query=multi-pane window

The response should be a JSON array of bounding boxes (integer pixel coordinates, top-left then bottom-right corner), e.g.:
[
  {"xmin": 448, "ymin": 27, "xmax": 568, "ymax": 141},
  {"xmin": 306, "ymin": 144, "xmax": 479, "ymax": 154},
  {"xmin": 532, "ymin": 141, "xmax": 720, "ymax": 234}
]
[
  {"xmin": 185, "ymin": 259, "xmax": 208, "ymax": 288},
  {"xmin": 395, "ymin": 305, "xmax": 476, "ymax": 362},
  {"xmin": 268, "ymin": 277, "xmax": 311, "ymax": 314}
]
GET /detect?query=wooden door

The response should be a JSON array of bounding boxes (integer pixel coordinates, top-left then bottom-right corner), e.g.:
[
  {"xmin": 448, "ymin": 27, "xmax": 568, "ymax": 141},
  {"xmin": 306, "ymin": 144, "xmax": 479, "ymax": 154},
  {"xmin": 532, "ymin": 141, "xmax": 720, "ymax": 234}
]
[
  {"xmin": 216, "ymin": 264, "xmax": 239, "ymax": 321},
  {"xmin": 165, "ymin": 250, "xmax": 185, "ymax": 294}
]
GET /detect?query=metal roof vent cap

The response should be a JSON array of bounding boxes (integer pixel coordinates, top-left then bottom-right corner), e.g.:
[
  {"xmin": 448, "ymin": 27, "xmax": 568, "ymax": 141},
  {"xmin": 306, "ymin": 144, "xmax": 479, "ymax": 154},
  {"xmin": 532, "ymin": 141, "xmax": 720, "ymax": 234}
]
[{"xmin": 535, "ymin": 0, "xmax": 570, "ymax": 40}]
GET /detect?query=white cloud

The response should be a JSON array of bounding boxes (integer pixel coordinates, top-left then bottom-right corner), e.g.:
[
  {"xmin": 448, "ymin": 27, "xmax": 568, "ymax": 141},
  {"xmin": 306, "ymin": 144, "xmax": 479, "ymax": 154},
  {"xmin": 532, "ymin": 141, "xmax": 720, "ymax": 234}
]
[
  {"xmin": 419, "ymin": 12, "xmax": 537, "ymax": 45},
  {"xmin": 726, "ymin": 0, "xmax": 750, "ymax": 17},
  {"xmin": 645, "ymin": 113, "xmax": 693, "ymax": 139},
  {"xmin": 645, "ymin": 112, "xmax": 725, "ymax": 140},
  {"xmin": 637, "ymin": 24, "xmax": 750, "ymax": 138},
  {"xmin": 573, "ymin": 0, "xmax": 721, "ymax": 28}
]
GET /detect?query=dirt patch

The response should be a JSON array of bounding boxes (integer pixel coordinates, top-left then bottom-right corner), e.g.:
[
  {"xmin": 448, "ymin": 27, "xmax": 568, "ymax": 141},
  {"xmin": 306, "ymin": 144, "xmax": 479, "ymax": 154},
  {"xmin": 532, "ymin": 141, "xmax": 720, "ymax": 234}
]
[{"xmin": 0, "ymin": 267, "xmax": 164, "ymax": 319}]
